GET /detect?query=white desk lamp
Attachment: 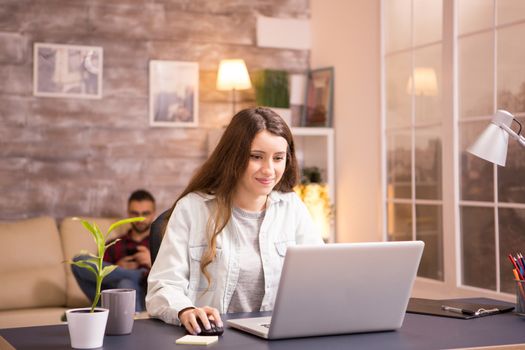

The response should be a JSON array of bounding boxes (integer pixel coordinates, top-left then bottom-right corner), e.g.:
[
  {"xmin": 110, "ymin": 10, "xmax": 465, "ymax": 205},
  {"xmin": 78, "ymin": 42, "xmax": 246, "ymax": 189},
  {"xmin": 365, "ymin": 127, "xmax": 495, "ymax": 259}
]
[{"xmin": 467, "ymin": 110, "xmax": 525, "ymax": 166}]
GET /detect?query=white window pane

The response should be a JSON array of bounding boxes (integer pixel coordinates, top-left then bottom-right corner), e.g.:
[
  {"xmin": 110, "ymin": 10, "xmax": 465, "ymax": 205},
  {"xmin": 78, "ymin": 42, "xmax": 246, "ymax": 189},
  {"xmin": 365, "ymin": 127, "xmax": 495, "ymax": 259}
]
[
  {"xmin": 497, "ymin": 0, "xmax": 525, "ymax": 26},
  {"xmin": 499, "ymin": 207, "xmax": 525, "ymax": 293},
  {"xmin": 384, "ymin": 0, "xmax": 412, "ymax": 53},
  {"xmin": 498, "ymin": 116, "xmax": 525, "ymax": 203},
  {"xmin": 415, "ymin": 126, "xmax": 442, "ymax": 200},
  {"xmin": 459, "ymin": 121, "xmax": 495, "ymax": 201},
  {"xmin": 416, "ymin": 204, "xmax": 443, "ymax": 280},
  {"xmin": 413, "ymin": 44, "xmax": 443, "ymax": 124},
  {"xmin": 461, "ymin": 206, "xmax": 496, "ymax": 290},
  {"xmin": 387, "ymin": 131, "xmax": 412, "ymax": 199},
  {"xmin": 458, "ymin": 33, "xmax": 494, "ymax": 119},
  {"xmin": 386, "ymin": 53, "xmax": 412, "ymax": 128},
  {"xmin": 497, "ymin": 23, "xmax": 525, "ymax": 114},
  {"xmin": 458, "ymin": 0, "xmax": 494, "ymax": 35},
  {"xmin": 387, "ymin": 203, "xmax": 412, "ymax": 241},
  {"xmin": 414, "ymin": 0, "xmax": 442, "ymax": 45}
]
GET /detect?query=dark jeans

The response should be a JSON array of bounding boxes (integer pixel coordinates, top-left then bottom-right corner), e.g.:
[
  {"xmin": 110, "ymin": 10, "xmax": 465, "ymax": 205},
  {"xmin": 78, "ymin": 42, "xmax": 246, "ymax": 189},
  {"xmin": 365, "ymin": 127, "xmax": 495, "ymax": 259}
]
[{"xmin": 71, "ymin": 255, "xmax": 147, "ymax": 311}]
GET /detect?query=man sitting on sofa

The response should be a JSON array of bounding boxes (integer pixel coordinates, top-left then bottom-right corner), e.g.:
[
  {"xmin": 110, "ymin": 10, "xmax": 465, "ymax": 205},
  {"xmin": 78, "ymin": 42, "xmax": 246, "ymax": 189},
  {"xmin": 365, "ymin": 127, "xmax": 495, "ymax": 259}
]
[{"xmin": 72, "ymin": 189, "xmax": 156, "ymax": 312}]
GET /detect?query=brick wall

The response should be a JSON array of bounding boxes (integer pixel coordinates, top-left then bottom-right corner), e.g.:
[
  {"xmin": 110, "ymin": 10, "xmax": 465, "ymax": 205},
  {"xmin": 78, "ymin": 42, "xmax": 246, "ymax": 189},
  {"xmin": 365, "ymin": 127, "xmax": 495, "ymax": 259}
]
[{"xmin": 0, "ymin": 0, "xmax": 309, "ymax": 219}]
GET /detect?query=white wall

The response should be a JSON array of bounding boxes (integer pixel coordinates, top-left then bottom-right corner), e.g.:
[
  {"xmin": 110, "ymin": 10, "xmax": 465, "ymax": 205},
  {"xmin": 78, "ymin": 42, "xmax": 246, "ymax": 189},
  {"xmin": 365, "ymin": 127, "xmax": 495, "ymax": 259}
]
[{"xmin": 310, "ymin": 0, "xmax": 382, "ymax": 242}]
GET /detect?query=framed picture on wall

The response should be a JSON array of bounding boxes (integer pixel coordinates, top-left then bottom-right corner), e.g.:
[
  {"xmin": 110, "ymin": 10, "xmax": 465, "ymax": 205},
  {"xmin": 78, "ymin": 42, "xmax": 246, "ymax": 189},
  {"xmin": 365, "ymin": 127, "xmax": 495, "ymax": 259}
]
[
  {"xmin": 149, "ymin": 60, "xmax": 199, "ymax": 127},
  {"xmin": 302, "ymin": 67, "xmax": 334, "ymax": 127},
  {"xmin": 33, "ymin": 43, "xmax": 103, "ymax": 99}
]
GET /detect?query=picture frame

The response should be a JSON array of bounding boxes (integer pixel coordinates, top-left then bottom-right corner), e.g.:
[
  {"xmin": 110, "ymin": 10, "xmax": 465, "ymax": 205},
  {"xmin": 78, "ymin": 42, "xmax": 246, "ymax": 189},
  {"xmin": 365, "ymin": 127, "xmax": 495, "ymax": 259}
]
[
  {"xmin": 33, "ymin": 43, "xmax": 103, "ymax": 99},
  {"xmin": 302, "ymin": 67, "xmax": 334, "ymax": 127},
  {"xmin": 149, "ymin": 60, "xmax": 199, "ymax": 127}
]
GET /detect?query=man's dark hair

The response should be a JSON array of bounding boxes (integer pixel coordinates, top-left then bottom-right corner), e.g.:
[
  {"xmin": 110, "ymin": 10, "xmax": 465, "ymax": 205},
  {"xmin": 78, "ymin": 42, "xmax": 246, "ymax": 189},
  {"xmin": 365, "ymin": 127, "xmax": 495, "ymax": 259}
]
[{"xmin": 128, "ymin": 189, "xmax": 155, "ymax": 204}]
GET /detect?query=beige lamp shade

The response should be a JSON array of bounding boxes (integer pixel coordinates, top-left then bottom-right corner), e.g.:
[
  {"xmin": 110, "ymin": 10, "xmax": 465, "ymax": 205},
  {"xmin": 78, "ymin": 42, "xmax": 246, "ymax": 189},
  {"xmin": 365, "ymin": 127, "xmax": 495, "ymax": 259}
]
[
  {"xmin": 216, "ymin": 59, "xmax": 252, "ymax": 91},
  {"xmin": 406, "ymin": 67, "xmax": 438, "ymax": 96}
]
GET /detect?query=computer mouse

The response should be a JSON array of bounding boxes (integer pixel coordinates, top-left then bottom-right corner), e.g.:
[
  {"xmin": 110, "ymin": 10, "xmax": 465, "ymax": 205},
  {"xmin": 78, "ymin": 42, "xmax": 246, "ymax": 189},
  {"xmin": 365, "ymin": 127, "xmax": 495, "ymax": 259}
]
[{"xmin": 194, "ymin": 318, "xmax": 224, "ymax": 336}]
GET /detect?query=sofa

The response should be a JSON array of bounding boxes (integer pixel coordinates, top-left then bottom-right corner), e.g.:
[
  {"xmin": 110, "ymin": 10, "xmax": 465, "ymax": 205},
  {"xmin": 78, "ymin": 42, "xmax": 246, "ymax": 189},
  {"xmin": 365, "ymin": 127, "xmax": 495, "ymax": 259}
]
[{"xmin": 0, "ymin": 216, "xmax": 128, "ymax": 329}]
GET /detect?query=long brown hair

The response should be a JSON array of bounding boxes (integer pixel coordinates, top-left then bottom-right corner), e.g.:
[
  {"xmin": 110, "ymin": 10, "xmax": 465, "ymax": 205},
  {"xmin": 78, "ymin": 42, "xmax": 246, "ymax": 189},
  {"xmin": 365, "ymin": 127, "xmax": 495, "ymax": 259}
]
[{"xmin": 164, "ymin": 107, "xmax": 298, "ymax": 288}]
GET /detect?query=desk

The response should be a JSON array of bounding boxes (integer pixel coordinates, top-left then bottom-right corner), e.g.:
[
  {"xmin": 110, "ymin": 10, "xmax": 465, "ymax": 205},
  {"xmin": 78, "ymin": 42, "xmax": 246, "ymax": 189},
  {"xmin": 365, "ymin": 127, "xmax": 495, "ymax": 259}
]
[{"xmin": 1, "ymin": 299, "xmax": 524, "ymax": 350}]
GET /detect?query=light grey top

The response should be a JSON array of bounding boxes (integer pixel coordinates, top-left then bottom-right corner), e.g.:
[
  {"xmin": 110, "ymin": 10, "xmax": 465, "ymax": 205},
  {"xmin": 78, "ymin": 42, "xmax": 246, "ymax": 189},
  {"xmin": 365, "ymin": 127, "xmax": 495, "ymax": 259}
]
[{"xmin": 227, "ymin": 206, "xmax": 266, "ymax": 313}]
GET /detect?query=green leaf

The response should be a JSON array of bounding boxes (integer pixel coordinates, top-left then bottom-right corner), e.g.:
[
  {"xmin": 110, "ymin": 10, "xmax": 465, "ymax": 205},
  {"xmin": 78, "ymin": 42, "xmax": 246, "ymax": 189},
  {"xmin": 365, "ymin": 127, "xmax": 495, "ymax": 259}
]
[
  {"xmin": 81, "ymin": 257, "xmax": 99, "ymax": 265},
  {"xmin": 69, "ymin": 258, "xmax": 97, "ymax": 268},
  {"xmin": 69, "ymin": 261, "xmax": 98, "ymax": 277},
  {"xmin": 76, "ymin": 218, "xmax": 95, "ymax": 234},
  {"xmin": 92, "ymin": 222, "xmax": 105, "ymax": 257},
  {"xmin": 107, "ymin": 217, "xmax": 145, "ymax": 238},
  {"xmin": 105, "ymin": 238, "xmax": 121, "ymax": 250},
  {"xmin": 101, "ymin": 265, "xmax": 118, "ymax": 278},
  {"xmin": 92, "ymin": 222, "xmax": 104, "ymax": 243},
  {"xmin": 78, "ymin": 219, "xmax": 98, "ymax": 245},
  {"xmin": 76, "ymin": 250, "xmax": 99, "ymax": 259}
]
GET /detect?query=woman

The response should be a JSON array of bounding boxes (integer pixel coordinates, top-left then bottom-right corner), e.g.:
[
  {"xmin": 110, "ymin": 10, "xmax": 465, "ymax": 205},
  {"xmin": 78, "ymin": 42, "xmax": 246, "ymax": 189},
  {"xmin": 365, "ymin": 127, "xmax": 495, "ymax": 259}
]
[{"xmin": 146, "ymin": 107, "xmax": 323, "ymax": 334}]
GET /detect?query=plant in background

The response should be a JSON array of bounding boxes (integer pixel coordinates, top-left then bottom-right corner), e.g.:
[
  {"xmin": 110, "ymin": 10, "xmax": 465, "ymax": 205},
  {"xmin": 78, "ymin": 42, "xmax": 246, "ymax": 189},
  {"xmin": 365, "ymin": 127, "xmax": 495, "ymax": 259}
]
[
  {"xmin": 68, "ymin": 217, "xmax": 145, "ymax": 312},
  {"xmin": 294, "ymin": 167, "xmax": 333, "ymax": 241},
  {"xmin": 300, "ymin": 166, "xmax": 323, "ymax": 185},
  {"xmin": 253, "ymin": 69, "xmax": 290, "ymax": 108}
]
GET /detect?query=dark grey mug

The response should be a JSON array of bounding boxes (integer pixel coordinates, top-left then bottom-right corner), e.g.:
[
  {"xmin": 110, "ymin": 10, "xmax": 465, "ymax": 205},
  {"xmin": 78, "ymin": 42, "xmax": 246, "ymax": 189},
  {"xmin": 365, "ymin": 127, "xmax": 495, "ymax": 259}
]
[{"xmin": 101, "ymin": 288, "xmax": 135, "ymax": 335}]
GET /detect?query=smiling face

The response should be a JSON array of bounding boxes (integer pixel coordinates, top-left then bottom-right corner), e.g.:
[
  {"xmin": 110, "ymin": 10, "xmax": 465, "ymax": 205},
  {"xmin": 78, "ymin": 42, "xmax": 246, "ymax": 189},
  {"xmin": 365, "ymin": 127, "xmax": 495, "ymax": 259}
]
[{"xmin": 234, "ymin": 130, "xmax": 288, "ymax": 211}]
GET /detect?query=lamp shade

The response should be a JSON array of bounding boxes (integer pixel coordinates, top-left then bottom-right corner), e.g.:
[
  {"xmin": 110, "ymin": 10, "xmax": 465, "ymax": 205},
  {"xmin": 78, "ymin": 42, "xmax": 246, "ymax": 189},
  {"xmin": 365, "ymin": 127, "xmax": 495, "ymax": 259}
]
[
  {"xmin": 406, "ymin": 67, "xmax": 438, "ymax": 96},
  {"xmin": 216, "ymin": 59, "xmax": 252, "ymax": 91},
  {"xmin": 467, "ymin": 110, "xmax": 514, "ymax": 166}
]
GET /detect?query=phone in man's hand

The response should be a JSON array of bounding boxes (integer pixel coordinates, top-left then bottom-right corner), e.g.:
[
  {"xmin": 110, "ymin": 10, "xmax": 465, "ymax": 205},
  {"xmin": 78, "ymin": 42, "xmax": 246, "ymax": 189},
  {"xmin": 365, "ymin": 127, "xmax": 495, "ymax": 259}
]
[{"xmin": 126, "ymin": 247, "xmax": 138, "ymax": 256}]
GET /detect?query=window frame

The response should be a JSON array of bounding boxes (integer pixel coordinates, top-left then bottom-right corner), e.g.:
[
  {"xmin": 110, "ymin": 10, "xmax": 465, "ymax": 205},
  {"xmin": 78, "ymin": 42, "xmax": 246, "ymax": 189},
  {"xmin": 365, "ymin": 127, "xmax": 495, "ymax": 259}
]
[{"xmin": 381, "ymin": 0, "xmax": 520, "ymax": 302}]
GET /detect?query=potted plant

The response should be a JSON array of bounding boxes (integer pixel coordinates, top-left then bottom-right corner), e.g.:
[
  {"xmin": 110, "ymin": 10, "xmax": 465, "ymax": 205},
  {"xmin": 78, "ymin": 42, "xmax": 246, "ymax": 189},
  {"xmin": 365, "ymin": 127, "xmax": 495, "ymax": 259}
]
[
  {"xmin": 65, "ymin": 217, "xmax": 144, "ymax": 349},
  {"xmin": 253, "ymin": 69, "xmax": 292, "ymax": 125}
]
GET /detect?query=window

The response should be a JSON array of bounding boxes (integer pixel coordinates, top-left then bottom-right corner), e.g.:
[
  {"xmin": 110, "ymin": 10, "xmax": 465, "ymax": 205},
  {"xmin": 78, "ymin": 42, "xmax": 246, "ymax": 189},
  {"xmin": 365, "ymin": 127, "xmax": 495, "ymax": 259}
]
[
  {"xmin": 458, "ymin": 0, "xmax": 525, "ymax": 293},
  {"xmin": 383, "ymin": 0, "xmax": 525, "ymax": 296},
  {"xmin": 384, "ymin": 0, "xmax": 444, "ymax": 281}
]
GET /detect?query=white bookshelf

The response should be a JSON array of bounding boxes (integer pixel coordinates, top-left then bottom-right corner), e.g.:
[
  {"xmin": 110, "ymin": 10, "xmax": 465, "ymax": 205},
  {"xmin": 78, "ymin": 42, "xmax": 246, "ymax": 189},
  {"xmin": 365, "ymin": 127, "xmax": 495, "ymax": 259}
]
[{"xmin": 292, "ymin": 127, "xmax": 335, "ymax": 202}]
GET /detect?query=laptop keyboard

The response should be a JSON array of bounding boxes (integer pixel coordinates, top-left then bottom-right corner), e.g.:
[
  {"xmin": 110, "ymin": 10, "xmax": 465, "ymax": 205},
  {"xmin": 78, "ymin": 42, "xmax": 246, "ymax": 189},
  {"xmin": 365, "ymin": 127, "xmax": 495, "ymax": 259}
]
[{"xmin": 261, "ymin": 323, "xmax": 271, "ymax": 329}]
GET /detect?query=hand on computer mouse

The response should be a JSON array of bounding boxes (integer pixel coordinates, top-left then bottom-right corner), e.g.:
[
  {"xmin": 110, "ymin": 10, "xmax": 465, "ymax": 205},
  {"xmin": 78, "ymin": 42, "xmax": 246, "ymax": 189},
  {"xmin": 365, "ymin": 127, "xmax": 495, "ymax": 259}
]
[
  {"xmin": 194, "ymin": 318, "xmax": 224, "ymax": 336},
  {"xmin": 179, "ymin": 306, "xmax": 223, "ymax": 335}
]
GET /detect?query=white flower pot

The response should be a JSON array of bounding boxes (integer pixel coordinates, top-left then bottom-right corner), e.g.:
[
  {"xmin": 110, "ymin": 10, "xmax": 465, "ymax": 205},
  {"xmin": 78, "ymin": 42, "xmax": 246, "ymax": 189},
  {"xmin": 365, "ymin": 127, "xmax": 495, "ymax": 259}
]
[{"xmin": 66, "ymin": 307, "xmax": 109, "ymax": 349}]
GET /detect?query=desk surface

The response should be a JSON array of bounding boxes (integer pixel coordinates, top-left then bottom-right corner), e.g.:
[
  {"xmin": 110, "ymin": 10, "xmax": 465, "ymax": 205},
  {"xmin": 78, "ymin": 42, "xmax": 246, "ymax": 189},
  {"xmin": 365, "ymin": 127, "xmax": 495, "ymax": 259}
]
[{"xmin": 1, "ymin": 298, "xmax": 524, "ymax": 350}]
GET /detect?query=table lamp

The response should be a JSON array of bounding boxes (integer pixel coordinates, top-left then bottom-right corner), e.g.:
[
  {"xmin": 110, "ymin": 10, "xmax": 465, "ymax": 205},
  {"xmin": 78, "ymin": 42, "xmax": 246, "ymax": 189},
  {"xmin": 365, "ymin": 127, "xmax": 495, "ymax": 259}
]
[
  {"xmin": 216, "ymin": 59, "xmax": 252, "ymax": 115},
  {"xmin": 406, "ymin": 67, "xmax": 438, "ymax": 96},
  {"xmin": 467, "ymin": 109, "xmax": 525, "ymax": 166}
]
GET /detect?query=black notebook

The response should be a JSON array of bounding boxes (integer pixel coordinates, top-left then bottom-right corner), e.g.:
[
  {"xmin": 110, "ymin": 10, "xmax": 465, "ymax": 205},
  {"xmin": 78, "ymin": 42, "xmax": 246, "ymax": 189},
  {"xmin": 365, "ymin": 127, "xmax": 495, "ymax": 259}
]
[{"xmin": 407, "ymin": 298, "xmax": 514, "ymax": 319}]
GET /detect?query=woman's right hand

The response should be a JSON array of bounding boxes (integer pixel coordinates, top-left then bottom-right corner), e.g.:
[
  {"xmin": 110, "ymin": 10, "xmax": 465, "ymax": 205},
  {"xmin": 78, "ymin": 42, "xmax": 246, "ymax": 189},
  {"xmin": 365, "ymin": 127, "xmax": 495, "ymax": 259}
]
[{"xmin": 178, "ymin": 306, "xmax": 223, "ymax": 335}]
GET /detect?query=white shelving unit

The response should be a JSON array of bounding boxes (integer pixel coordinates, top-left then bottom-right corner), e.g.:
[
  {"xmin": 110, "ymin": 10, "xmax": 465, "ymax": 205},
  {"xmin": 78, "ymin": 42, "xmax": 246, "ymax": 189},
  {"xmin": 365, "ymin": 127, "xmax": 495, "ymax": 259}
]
[{"xmin": 292, "ymin": 127, "xmax": 335, "ymax": 202}]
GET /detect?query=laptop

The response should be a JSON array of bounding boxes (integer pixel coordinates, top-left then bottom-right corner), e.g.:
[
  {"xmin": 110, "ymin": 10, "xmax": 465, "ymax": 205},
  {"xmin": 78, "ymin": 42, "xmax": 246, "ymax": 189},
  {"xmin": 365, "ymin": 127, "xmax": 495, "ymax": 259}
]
[{"xmin": 227, "ymin": 240, "xmax": 424, "ymax": 339}]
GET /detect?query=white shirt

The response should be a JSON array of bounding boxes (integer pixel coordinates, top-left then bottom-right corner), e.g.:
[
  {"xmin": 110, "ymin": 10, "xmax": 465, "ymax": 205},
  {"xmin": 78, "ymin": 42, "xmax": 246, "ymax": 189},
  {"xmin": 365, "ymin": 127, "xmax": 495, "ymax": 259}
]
[{"xmin": 146, "ymin": 191, "xmax": 323, "ymax": 325}]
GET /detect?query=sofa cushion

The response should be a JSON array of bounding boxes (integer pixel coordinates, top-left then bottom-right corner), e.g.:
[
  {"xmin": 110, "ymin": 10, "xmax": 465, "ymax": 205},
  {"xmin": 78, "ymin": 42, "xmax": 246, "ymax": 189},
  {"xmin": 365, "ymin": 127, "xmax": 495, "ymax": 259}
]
[
  {"xmin": 60, "ymin": 217, "xmax": 129, "ymax": 308},
  {"xmin": 0, "ymin": 307, "xmax": 67, "ymax": 329},
  {"xmin": 0, "ymin": 217, "xmax": 66, "ymax": 311}
]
